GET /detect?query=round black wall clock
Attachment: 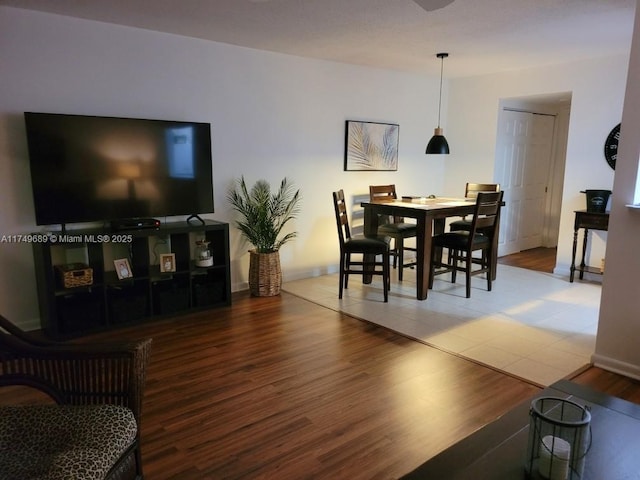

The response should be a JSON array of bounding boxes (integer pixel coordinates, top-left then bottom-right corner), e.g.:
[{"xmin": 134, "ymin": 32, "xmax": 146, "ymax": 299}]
[{"xmin": 604, "ymin": 123, "xmax": 621, "ymax": 170}]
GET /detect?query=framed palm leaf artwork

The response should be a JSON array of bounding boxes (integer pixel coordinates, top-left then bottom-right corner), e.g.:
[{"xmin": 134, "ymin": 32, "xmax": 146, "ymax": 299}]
[{"xmin": 344, "ymin": 120, "xmax": 399, "ymax": 171}]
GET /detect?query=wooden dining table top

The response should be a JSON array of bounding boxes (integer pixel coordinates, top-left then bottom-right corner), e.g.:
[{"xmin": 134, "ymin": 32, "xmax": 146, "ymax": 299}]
[{"xmin": 361, "ymin": 196, "xmax": 477, "ymax": 214}]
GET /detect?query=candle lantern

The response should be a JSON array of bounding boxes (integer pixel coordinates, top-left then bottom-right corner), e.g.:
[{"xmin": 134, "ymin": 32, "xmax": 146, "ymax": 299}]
[
  {"xmin": 525, "ymin": 397, "xmax": 591, "ymax": 480},
  {"xmin": 195, "ymin": 240, "xmax": 213, "ymax": 267}
]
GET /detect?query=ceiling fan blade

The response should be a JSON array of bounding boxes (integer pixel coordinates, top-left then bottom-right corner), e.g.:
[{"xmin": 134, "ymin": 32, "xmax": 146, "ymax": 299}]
[{"xmin": 413, "ymin": 0, "xmax": 455, "ymax": 12}]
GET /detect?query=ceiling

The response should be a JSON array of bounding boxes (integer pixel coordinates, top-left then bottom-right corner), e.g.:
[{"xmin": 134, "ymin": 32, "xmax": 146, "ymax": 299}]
[{"xmin": 0, "ymin": 0, "xmax": 636, "ymax": 77}]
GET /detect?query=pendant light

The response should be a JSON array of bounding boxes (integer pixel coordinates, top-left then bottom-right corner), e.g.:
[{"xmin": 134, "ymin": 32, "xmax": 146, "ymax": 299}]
[{"xmin": 426, "ymin": 52, "xmax": 450, "ymax": 154}]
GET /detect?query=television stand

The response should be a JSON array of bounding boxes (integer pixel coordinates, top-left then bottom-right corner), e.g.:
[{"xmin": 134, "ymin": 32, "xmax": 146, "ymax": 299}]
[{"xmin": 32, "ymin": 219, "xmax": 231, "ymax": 339}]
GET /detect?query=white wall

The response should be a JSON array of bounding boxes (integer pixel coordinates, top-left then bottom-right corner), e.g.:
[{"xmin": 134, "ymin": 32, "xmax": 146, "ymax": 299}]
[
  {"xmin": 2, "ymin": 5, "xmax": 638, "ymax": 383},
  {"xmin": 594, "ymin": 0, "xmax": 640, "ymax": 379},
  {"xmin": 446, "ymin": 56, "xmax": 629, "ymax": 274},
  {"xmin": 0, "ymin": 6, "xmax": 447, "ymax": 329}
]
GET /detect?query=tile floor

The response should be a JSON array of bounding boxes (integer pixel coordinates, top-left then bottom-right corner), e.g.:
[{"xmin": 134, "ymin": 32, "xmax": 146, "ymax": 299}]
[{"xmin": 282, "ymin": 264, "xmax": 601, "ymax": 387}]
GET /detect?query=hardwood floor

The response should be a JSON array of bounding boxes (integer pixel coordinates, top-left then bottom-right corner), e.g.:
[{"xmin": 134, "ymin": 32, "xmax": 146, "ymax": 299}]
[
  {"xmin": 72, "ymin": 292, "xmax": 542, "ymax": 479},
  {"xmin": 4, "ymin": 283, "xmax": 640, "ymax": 479},
  {"xmin": 572, "ymin": 367, "xmax": 640, "ymax": 404},
  {"xmin": 498, "ymin": 246, "xmax": 557, "ymax": 273}
]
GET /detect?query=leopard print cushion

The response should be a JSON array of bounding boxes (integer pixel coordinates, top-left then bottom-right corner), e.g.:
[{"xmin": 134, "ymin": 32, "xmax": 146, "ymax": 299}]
[{"xmin": 0, "ymin": 404, "xmax": 137, "ymax": 480}]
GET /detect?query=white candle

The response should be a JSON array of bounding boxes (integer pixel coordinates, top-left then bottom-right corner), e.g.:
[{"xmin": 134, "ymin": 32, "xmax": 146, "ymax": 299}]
[{"xmin": 538, "ymin": 435, "xmax": 571, "ymax": 480}]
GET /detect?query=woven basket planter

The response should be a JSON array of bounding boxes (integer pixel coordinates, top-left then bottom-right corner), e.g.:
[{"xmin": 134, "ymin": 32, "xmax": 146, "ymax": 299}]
[{"xmin": 248, "ymin": 250, "xmax": 282, "ymax": 296}]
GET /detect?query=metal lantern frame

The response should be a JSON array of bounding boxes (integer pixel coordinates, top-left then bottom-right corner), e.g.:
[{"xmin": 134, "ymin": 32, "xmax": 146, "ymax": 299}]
[{"xmin": 525, "ymin": 396, "xmax": 592, "ymax": 480}]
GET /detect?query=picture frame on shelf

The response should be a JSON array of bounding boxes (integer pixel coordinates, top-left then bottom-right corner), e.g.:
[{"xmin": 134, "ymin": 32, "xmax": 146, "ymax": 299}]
[
  {"xmin": 344, "ymin": 120, "xmax": 399, "ymax": 171},
  {"xmin": 114, "ymin": 258, "xmax": 133, "ymax": 280},
  {"xmin": 160, "ymin": 253, "xmax": 176, "ymax": 273}
]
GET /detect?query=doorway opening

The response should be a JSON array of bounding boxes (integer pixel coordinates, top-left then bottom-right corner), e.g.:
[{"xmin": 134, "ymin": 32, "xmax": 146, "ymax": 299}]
[
  {"xmin": 498, "ymin": 246, "xmax": 557, "ymax": 273},
  {"xmin": 494, "ymin": 92, "xmax": 572, "ymax": 273}
]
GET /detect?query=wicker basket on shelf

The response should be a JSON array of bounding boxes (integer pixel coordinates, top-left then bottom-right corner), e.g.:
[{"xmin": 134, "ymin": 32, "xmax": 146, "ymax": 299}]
[
  {"xmin": 248, "ymin": 250, "xmax": 282, "ymax": 297},
  {"xmin": 56, "ymin": 263, "xmax": 93, "ymax": 288}
]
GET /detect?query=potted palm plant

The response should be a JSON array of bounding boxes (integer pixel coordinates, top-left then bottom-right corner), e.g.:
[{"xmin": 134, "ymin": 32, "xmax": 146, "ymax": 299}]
[{"xmin": 227, "ymin": 176, "xmax": 301, "ymax": 296}]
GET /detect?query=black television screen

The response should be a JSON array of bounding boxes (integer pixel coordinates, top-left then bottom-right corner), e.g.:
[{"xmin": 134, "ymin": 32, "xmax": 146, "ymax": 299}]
[{"xmin": 24, "ymin": 112, "xmax": 214, "ymax": 226}]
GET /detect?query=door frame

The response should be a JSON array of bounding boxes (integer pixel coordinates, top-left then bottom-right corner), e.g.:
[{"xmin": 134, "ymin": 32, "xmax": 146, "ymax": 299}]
[{"xmin": 494, "ymin": 94, "xmax": 571, "ymax": 261}]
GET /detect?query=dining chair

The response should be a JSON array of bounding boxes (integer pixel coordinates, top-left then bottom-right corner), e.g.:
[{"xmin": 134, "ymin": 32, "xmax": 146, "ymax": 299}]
[
  {"xmin": 369, "ymin": 184, "xmax": 417, "ymax": 281},
  {"xmin": 430, "ymin": 191, "xmax": 504, "ymax": 298},
  {"xmin": 333, "ymin": 189, "xmax": 391, "ymax": 302},
  {"xmin": 449, "ymin": 183, "xmax": 500, "ymax": 232}
]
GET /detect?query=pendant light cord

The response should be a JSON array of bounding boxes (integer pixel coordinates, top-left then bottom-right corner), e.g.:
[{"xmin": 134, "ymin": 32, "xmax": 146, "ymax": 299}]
[
  {"xmin": 437, "ymin": 55, "xmax": 443, "ymax": 128},
  {"xmin": 426, "ymin": 53, "xmax": 450, "ymax": 154}
]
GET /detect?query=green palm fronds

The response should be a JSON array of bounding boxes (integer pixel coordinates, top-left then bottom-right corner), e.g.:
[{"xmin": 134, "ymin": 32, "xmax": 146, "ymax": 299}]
[{"xmin": 227, "ymin": 176, "xmax": 301, "ymax": 253}]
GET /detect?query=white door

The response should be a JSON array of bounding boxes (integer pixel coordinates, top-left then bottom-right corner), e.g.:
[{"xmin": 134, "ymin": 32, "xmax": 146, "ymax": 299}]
[{"xmin": 495, "ymin": 110, "xmax": 555, "ymax": 256}]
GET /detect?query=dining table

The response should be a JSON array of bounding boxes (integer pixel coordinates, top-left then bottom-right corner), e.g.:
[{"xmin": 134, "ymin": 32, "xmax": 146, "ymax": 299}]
[{"xmin": 360, "ymin": 196, "xmax": 501, "ymax": 300}]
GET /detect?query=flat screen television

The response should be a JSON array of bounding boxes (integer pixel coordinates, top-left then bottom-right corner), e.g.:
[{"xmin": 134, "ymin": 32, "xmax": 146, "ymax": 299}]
[{"xmin": 24, "ymin": 112, "xmax": 214, "ymax": 227}]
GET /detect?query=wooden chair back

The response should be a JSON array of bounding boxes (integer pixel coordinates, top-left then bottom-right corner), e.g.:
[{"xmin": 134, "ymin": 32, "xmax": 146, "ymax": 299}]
[
  {"xmin": 369, "ymin": 184, "xmax": 402, "ymax": 223},
  {"xmin": 468, "ymin": 191, "xmax": 504, "ymax": 241},
  {"xmin": 465, "ymin": 183, "xmax": 500, "ymax": 199},
  {"xmin": 333, "ymin": 189, "xmax": 352, "ymax": 246},
  {"xmin": 369, "ymin": 184, "xmax": 398, "ymax": 202}
]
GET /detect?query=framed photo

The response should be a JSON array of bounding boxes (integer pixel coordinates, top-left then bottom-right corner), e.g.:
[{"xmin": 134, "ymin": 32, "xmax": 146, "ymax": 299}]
[
  {"xmin": 344, "ymin": 120, "xmax": 399, "ymax": 171},
  {"xmin": 160, "ymin": 253, "xmax": 176, "ymax": 273},
  {"xmin": 114, "ymin": 258, "xmax": 133, "ymax": 280}
]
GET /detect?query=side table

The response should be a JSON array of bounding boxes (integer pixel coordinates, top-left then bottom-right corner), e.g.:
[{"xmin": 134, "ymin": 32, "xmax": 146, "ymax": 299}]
[
  {"xmin": 401, "ymin": 379, "xmax": 640, "ymax": 479},
  {"xmin": 570, "ymin": 210, "xmax": 609, "ymax": 282}
]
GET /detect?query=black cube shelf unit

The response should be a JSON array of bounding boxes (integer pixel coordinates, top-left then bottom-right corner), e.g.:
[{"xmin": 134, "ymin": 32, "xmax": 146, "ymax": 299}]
[{"xmin": 32, "ymin": 220, "xmax": 231, "ymax": 339}]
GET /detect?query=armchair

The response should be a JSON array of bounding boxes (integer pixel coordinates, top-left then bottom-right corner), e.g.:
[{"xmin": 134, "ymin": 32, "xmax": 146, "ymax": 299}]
[{"xmin": 0, "ymin": 314, "xmax": 152, "ymax": 479}]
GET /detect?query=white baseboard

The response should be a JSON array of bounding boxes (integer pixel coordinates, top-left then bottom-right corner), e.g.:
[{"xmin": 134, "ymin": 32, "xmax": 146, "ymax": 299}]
[
  {"xmin": 231, "ymin": 266, "xmax": 340, "ymax": 294},
  {"xmin": 11, "ymin": 318, "xmax": 41, "ymax": 332},
  {"xmin": 591, "ymin": 353, "xmax": 640, "ymax": 381}
]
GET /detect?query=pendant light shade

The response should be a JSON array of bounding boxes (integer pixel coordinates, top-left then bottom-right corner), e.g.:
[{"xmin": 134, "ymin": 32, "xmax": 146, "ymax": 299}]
[
  {"xmin": 426, "ymin": 53, "xmax": 450, "ymax": 155},
  {"xmin": 426, "ymin": 127, "xmax": 450, "ymax": 154}
]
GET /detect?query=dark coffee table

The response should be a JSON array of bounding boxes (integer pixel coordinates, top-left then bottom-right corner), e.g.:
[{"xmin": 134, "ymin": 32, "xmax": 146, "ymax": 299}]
[{"xmin": 401, "ymin": 380, "xmax": 640, "ymax": 479}]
